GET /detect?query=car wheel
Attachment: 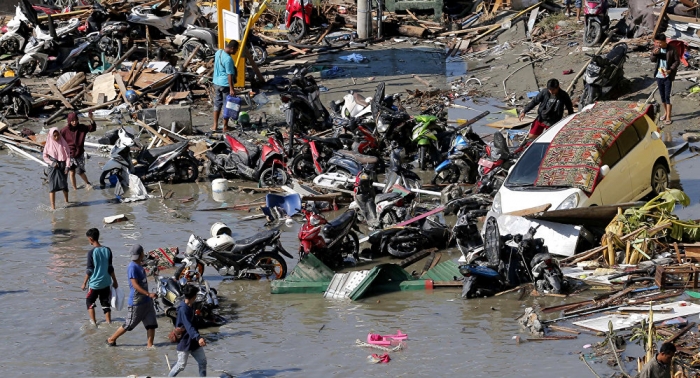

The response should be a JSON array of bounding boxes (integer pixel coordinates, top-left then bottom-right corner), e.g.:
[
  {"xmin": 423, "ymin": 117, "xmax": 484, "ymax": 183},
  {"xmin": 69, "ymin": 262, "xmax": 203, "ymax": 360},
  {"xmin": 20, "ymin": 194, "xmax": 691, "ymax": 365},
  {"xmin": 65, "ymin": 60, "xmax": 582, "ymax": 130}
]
[{"xmin": 650, "ymin": 163, "xmax": 669, "ymax": 196}]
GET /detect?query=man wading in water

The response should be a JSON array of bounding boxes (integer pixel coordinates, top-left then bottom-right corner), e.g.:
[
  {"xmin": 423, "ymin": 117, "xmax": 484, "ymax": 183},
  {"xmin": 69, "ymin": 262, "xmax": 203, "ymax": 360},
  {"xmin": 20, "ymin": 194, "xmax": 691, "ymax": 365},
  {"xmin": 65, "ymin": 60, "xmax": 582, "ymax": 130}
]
[
  {"xmin": 107, "ymin": 245, "xmax": 158, "ymax": 348},
  {"xmin": 518, "ymin": 79, "xmax": 574, "ymax": 146},
  {"xmin": 81, "ymin": 228, "xmax": 118, "ymax": 327}
]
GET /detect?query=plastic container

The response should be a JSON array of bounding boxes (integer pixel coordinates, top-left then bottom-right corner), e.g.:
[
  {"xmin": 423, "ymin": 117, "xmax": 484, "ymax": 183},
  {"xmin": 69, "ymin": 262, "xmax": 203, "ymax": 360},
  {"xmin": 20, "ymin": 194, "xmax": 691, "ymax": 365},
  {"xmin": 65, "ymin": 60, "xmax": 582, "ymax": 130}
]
[
  {"xmin": 212, "ymin": 178, "xmax": 228, "ymax": 193},
  {"xmin": 223, "ymin": 95, "xmax": 241, "ymax": 120}
]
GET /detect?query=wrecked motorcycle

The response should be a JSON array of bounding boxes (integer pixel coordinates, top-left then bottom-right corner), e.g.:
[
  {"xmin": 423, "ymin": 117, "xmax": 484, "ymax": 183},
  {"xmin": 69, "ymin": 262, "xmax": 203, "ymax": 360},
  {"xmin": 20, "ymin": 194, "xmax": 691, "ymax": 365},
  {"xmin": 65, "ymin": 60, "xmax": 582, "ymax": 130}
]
[{"xmin": 298, "ymin": 208, "xmax": 361, "ymax": 269}]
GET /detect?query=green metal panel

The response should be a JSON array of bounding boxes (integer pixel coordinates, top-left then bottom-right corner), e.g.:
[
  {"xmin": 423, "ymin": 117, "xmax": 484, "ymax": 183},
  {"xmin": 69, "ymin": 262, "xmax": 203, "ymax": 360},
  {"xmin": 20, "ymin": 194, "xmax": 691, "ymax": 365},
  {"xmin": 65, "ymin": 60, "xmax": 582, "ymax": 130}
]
[
  {"xmin": 270, "ymin": 254, "xmax": 335, "ymax": 294},
  {"xmin": 348, "ymin": 264, "xmax": 416, "ymax": 301},
  {"xmin": 421, "ymin": 260, "xmax": 461, "ymax": 281}
]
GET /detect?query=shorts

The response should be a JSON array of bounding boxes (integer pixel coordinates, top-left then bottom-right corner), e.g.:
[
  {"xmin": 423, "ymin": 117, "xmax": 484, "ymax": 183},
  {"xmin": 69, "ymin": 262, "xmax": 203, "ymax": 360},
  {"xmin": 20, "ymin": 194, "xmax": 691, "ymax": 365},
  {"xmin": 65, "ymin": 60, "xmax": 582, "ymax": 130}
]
[
  {"xmin": 529, "ymin": 118, "xmax": 550, "ymax": 137},
  {"xmin": 69, "ymin": 154, "xmax": 86, "ymax": 175},
  {"xmin": 213, "ymin": 85, "xmax": 228, "ymax": 112},
  {"xmin": 564, "ymin": 0, "xmax": 581, "ymax": 8},
  {"xmin": 86, "ymin": 286, "xmax": 111, "ymax": 313},
  {"xmin": 123, "ymin": 303, "xmax": 158, "ymax": 331}
]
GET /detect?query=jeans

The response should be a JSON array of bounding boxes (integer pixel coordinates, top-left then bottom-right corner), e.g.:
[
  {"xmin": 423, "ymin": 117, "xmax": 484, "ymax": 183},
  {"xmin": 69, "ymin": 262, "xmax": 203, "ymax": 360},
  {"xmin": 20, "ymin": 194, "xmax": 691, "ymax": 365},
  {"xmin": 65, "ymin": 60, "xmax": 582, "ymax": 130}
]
[
  {"xmin": 168, "ymin": 348, "xmax": 207, "ymax": 377},
  {"xmin": 656, "ymin": 77, "xmax": 673, "ymax": 104}
]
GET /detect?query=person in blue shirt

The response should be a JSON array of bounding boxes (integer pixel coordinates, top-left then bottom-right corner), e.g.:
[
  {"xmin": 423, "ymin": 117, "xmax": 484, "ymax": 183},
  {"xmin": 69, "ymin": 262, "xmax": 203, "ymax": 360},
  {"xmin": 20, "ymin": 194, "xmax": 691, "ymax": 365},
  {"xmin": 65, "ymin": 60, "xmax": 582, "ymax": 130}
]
[
  {"xmin": 81, "ymin": 228, "xmax": 118, "ymax": 326},
  {"xmin": 168, "ymin": 285, "xmax": 207, "ymax": 377},
  {"xmin": 107, "ymin": 244, "xmax": 159, "ymax": 348},
  {"xmin": 212, "ymin": 40, "xmax": 239, "ymax": 133}
]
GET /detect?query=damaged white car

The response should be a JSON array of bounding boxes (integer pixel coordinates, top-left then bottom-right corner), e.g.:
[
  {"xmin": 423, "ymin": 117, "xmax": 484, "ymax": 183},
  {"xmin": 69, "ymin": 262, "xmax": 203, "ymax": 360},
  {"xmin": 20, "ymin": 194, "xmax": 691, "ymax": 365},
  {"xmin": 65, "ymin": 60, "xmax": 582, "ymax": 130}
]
[{"xmin": 493, "ymin": 101, "xmax": 671, "ymax": 214}]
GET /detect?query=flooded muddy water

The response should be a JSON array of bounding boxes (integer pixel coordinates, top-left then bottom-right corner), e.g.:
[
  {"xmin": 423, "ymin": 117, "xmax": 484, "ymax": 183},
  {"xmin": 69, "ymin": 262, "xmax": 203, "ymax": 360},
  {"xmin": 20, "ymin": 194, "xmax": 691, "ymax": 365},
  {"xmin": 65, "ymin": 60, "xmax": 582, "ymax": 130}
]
[{"xmin": 0, "ymin": 145, "xmax": 620, "ymax": 377}]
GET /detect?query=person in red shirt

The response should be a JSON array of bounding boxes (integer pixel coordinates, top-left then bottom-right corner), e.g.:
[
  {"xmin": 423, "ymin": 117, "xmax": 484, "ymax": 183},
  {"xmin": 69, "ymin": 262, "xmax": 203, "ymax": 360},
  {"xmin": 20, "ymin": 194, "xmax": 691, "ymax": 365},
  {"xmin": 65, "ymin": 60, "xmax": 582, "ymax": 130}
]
[{"xmin": 60, "ymin": 111, "xmax": 96, "ymax": 190}]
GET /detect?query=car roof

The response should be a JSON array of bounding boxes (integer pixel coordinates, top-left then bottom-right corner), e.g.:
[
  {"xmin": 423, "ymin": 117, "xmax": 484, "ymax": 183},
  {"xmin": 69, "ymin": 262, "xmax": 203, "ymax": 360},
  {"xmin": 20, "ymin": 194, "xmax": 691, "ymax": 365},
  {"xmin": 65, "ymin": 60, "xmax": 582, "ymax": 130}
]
[{"xmin": 535, "ymin": 103, "xmax": 601, "ymax": 143}]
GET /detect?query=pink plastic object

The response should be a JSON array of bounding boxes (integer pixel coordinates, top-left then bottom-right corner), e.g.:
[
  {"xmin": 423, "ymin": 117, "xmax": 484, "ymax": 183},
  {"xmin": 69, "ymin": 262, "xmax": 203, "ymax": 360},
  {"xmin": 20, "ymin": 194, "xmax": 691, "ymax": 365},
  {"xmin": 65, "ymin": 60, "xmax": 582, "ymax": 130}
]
[{"xmin": 366, "ymin": 330, "xmax": 408, "ymax": 346}]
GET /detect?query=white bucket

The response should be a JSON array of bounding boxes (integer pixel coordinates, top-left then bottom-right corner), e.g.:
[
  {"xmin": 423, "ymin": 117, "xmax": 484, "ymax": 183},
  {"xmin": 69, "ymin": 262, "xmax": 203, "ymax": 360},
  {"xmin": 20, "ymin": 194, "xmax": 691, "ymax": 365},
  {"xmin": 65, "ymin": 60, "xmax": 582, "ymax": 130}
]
[{"xmin": 212, "ymin": 178, "xmax": 228, "ymax": 193}]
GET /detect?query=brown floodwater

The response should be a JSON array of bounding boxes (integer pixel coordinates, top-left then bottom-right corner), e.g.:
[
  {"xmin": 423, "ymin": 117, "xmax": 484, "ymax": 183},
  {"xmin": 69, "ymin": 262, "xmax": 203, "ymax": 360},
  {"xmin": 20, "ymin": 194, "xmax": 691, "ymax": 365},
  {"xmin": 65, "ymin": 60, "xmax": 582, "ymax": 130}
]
[{"xmin": 2, "ymin": 127, "xmax": 686, "ymax": 377}]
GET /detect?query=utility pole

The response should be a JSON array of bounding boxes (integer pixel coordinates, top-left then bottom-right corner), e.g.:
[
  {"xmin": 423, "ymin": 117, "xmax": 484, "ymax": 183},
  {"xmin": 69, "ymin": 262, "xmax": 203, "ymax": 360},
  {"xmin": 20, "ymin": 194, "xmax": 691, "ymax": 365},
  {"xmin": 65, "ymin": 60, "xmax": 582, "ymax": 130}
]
[{"xmin": 357, "ymin": 0, "xmax": 371, "ymax": 39}]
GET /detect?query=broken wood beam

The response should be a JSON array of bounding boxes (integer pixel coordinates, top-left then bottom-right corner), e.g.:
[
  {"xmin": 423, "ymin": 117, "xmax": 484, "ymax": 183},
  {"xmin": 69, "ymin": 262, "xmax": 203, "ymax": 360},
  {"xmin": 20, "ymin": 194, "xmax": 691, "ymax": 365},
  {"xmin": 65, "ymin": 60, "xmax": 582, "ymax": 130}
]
[
  {"xmin": 398, "ymin": 248, "xmax": 435, "ymax": 268},
  {"xmin": 398, "ymin": 25, "xmax": 427, "ymax": 38}
]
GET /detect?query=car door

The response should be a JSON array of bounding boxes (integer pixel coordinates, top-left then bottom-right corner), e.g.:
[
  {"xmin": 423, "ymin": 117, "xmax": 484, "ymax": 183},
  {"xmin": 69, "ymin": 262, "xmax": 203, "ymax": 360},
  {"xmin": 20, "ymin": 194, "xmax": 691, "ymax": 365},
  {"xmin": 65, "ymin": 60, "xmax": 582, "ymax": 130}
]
[
  {"xmin": 615, "ymin": 121, "xmax": 646, "ymax": 199},
  {"xmin": 595, "ymin": 141, "xmax": 633, "ymax": 205},
  {"xmin": 626, "ymin": 116, "xmax": 654, "ymax": 198}
]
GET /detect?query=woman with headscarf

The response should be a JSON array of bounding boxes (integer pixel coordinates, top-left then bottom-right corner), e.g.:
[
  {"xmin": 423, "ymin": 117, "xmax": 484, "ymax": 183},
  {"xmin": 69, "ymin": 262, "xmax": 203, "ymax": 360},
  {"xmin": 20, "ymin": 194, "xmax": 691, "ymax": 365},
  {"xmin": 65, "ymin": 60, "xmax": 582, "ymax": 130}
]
[
  {"xmin": 43, "ymin": 127, "xmax": 71, "ymax": 210},
  {"xmin": 60, "ymin": 111, "xmax": 96, "ymax": 190}
]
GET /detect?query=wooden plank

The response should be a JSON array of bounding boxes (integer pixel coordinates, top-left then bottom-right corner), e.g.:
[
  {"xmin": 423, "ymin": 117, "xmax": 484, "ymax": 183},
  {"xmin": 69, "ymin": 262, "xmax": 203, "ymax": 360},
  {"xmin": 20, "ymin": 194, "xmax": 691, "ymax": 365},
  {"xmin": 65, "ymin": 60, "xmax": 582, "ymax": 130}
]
[
  {"xmin": 653, "ymin": 0, "xmax": 671, "ymax": 37},
  {"xmin": 420, "ymin": 252, "xmax": 437, "ymax": 275},
  {"xmin": 398, "ymin": 248, "xmax": 434, "ymax": 268},
  {"xmin": 504, "ymin": 204, "xmax": 551, "ymax": 217},
  {"xmin": 486, "ymin": 116, "xmax": 534, "ymax": 129},
  {"xmin": 136, "ymin": 119, "xmax": 173, "ymax": 145},
  {"xmin": 666, "ymin": 322, "xmax": 695, "ymax": 343},
  {"xmin": 114, "ymin": 73, "xmax": 131, "ymax": 105},
  {"xmin": 47, "ymin": 83, "xmax": 73, "ymax": 109}
]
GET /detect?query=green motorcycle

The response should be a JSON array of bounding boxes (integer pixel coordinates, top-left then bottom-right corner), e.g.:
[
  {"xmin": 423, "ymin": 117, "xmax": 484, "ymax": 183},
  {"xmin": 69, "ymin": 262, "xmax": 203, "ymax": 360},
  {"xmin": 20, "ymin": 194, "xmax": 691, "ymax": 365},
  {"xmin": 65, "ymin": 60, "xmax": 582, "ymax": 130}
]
[{"xmin": 411, "ymin": 115, "xmax": 442, "ymax": 170}]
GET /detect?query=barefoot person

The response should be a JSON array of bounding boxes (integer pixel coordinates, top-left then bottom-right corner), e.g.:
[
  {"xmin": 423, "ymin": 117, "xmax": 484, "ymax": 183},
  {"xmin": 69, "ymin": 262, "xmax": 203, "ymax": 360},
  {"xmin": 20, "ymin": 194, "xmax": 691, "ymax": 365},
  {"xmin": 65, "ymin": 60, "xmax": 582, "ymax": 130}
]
[
  {"xmin": 42, "ymin": 127, "xmax": 71, "ymax": 210},
  {"xmin": 60, "ymin": 111, "xmax": 96, "ymax": 190},
  {"xmin": 81, "ymin": 228, "xmax": 118, "ymax": 327},
  {"xmin": 107, "ymin": 245, "xmax": 158, "ymax": 348},
  {"xmin": 651, "ymin": 33, "xmax": 680, "ymax": 125},
  {"xmin": 168, "ymin": 285, "xmax": 207, "ymax": 377},
  {"xmin": 212, "ymin": 40, "xmax": 239, "ymax": 133}
]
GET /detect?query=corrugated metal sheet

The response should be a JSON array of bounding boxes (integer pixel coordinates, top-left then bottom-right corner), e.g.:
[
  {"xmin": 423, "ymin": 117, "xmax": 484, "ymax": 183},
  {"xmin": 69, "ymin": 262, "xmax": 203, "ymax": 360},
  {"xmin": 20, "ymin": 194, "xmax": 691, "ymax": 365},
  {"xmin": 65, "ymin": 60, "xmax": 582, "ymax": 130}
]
[
  {"xmin": 421, "ymin": 260, "xmax": 462, "ymax": 281},
  {"xmin": 349, "ymin": 264, "xmax": 415, "ymax": 301},
  {"xmin": 270, "ymin": 254, "xmax": 335, "ymax": 294},
  {"xmin": 324, "ymin": 270, "xmax": 371, "ymax": 299}
]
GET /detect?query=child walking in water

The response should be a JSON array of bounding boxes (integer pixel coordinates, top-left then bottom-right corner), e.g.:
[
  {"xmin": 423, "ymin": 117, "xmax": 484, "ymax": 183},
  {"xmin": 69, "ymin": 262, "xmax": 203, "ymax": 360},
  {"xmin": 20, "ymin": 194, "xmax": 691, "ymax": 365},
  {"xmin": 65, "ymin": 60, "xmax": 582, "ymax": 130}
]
[{"xmin": 43, "ymin": 127, "xmax": 71, "ymax": 210}]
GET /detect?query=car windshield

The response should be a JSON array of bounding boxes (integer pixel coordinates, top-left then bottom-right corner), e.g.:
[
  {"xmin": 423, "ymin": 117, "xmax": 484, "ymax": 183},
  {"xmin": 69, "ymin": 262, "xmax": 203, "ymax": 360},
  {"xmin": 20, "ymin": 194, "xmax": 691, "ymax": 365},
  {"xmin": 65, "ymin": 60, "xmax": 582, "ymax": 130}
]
[{"xmin": 504, "ymin": 143, "xmax": 550, "ymax": 187}]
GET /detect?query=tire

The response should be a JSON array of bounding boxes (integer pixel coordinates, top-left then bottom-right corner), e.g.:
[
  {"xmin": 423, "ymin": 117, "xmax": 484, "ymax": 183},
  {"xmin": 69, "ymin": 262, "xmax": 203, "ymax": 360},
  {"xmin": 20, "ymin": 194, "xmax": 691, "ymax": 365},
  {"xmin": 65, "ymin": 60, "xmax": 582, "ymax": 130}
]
[
  {"xmin": 290, "ymin": 154, "xmax": 315, "ymax": 180},
  {"xmin": 259, "ymin": 167, "xmax": 288, "ymax": 187},
  {"xmin": 338, "ymin": 231, "xmax": 360, "ymax": 262},
  {"xmin": 418, "ymin": 145, "xmax": 428, "ymax": 170},
  {"xmin": 98, "ymin": 169, "xmax": 118, "ymax": 189},
  {"xmin": 650, "ymin": 163, "xmax": 669, "ymax": 196},
  {"xmin": 17, "ymin": 59, "xmax": 37, "ymax": 78},
  {"xmin": 288, "ymin": 17, "xmax": 307, "ymax": 42},
  {"xmin": 175, "ymin": 158, "xmax": 199, "ymax": 183},
  {"xmin": 1, "ymin": 36, "xmax": 21, "ymax": 55},
  {"xmin": 182, "ymin": 40, "xmax": 206, "ymax": 61},
  {"xmin": 431, "ymin": 164, "xmax": 460, "ymax": 185},
  {"xmin": 252, "ymin": 252, "xmax": 288, "ymax": 280},
  {"xmin": 249, "ymin": 44, "xmax": 267, "ymax": 65},
  {"xmin": 174, "ymin": 262, "xmax": 205, "ymax": 280},
  {"xmin": 584, "ymin": 22, "xmax": 602, "ymax": 46}
]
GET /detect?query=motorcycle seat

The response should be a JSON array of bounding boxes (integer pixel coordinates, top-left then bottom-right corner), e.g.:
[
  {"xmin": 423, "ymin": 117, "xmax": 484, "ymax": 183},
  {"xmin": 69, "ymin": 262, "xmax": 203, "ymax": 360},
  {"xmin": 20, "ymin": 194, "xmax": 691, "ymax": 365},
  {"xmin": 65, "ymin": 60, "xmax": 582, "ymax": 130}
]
[
  {"xmin": 140, "ymin": 141, "xmax": 187, "ymax": 163},
  {"xmin": 322, "ymin": 210, "xmax": 356, "ymax": 235},
  {"xmin": 606, "ymin": 43, "xmax": 627, "ymax": 66},
  {"xmin": 337, "ymin": 150, "xmax": 378, "ymax": 164},
  {"xmin": 232, "ymin": 230, "xmax": 277, "ymax": 253},
  {"xmin": 352, "ymin": 92, "xmax": 369, "ymax": 107},
  {"xmin": 0, "ymin": 77, "xmax": 18, "ymax": 86},
  {"xmin": 375, "ymin": 192, "xmax": 401, "ymax": 203},
  {"xmin": 306, "ymin": 135, "xmax": 344, "ymax": 149}
]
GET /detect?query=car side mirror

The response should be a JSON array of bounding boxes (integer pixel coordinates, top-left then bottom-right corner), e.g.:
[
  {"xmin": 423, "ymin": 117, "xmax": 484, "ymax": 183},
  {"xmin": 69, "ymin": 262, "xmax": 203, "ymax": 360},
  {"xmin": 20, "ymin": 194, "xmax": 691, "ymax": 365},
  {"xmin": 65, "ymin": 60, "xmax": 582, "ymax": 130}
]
[
  {"xmin": 600, "ymin": 165, "xmax": 610, "ymax": 177},
  {"xmin": 651, "ymin": 131, "xmax": 661, "ymax": 140}
]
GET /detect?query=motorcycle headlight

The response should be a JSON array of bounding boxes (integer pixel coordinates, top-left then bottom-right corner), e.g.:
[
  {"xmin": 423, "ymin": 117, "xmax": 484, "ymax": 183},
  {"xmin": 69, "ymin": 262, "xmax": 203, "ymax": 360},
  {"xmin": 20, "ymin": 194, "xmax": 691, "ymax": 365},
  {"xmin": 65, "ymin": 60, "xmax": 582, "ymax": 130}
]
[
  {"xmin": 492, "ymin": 192, "xmax": 502, "ymax": 214},
  {"xmin": 556, "ymin": 193, "xmax": 579, "ymax": 210},
  {"xmin": 310, "ymin": 216, "xmax": 320, "ymax": 226}
]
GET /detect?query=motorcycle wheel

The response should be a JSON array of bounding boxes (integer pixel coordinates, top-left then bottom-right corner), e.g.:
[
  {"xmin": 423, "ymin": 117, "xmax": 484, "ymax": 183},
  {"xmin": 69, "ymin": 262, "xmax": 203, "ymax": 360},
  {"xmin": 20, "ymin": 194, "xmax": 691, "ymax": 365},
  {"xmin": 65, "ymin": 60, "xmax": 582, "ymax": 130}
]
[
  {"xmin": 182, "ymin": 39, "xmax": 207, "ymax": 61},
  {"xmin": 431, "ymin": 165, "xmax": 460, "ymax": 185},
  {"xmin": 259, "ymin": 167, "xmax": 288, "ymax": 187},
  {"xmin": 249, "ymin": 44, "xmax": 267, "ymax": 65},
  {"xmin": 338, "ymin": 231, "xmax": 360, "ymax": 262},
  {"xmin": 288, "ymin": 17, "xmax": 307, "ymax": 42},
  {"xmin": 387, "ymin": 231, "xmax": 426, "ymax": 258},
  {"xmin": 583, "ymin": 22, "xmax": 602, "ymax": 46},
  {"xmin": 251, "ymin": 252, "xmax": 288, "ymax": 280},
  {"xmin": 17, "ymin": 59, "xmax": 37, "ymax": 78},
  {"xmin": 165, "ymin": 307, "xmax": 177, "ymax": 325},
  {"xmin": 0, "ymin": 37, "xmax": 20, "ymax": 55},
  {"xmin": 175, "ymin": 158, "xmax": 199, "ymax": 183},
  {"xmin": 98, "ymin": 169, "xmax": 118, "ymax": 189},
  {"xmin": 290, "ymin": 154, "xmax": 316, "ymax": 180},
  {"xmin": 418, "ymin": 145, "xmax": 429, "ymax": 170},
  {"xmin": 174, "ymin": 262, "xmax": 205, "ymax": 280}
]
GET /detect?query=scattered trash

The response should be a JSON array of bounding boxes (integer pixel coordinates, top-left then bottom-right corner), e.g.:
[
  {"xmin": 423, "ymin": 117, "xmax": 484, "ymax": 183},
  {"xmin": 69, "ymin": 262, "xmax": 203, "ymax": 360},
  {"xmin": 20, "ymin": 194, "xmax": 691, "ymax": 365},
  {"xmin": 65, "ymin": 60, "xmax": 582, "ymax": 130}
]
[
  {"xmin": 563, "ymin": 69, "xmax": 574, "ymax": 75},
  {"xmin": 367, "ymin": 353, "xmax": 391, "ymax": 363},
  {"xmin": 339, "ymin": 53, "xmax": 367, "ymax": 63},
  {"xmin": 104, "ymin": 214, "xmax": 128, "ymax": 224}
]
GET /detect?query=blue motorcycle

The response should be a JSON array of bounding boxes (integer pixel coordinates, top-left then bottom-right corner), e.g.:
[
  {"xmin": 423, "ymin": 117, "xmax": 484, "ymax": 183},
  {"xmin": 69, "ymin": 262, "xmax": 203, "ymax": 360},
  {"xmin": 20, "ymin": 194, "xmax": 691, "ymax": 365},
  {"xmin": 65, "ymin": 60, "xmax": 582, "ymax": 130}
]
[{"xmin": 432, "ymin": 127, "xmax": 486, "ymax": 185}]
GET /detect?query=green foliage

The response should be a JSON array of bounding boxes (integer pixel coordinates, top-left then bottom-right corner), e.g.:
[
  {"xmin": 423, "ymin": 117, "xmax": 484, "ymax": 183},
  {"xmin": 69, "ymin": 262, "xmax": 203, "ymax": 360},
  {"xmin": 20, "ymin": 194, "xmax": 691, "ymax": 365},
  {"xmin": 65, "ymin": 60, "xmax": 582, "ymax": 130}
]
[{"xmin": 617, "ymin": 189, "xmax": 700, "ymax": 242}]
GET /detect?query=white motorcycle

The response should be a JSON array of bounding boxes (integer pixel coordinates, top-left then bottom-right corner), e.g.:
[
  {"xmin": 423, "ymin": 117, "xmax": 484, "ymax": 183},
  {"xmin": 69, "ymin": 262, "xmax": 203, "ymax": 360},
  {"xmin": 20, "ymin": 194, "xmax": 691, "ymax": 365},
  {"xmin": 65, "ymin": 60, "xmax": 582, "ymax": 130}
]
[
  {"xmin": 16, "ymin": 17, "xmax": 81, "ymax": 77},
  {"xmin": 127, "ymin": 0, "xmax": 205, "ymax": 37},
  {"xmin": 330, "ymin": 82, "xmax": 401, "ymax": 122},
  {"xmin": 0, "ymin": 5, "xmax": 32, "ymax": 56}
]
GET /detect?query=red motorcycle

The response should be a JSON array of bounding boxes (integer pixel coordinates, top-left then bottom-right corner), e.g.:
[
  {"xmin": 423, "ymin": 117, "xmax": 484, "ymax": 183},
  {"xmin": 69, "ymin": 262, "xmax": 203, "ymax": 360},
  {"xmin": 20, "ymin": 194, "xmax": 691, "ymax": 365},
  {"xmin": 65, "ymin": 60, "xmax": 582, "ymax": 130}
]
[
  {"xmin": 289, "ymin": 134, "xmax": 344, "ymax": 180},
  {"xmin": 285, "ymin": 0, "xmax": 312, "ymax": 42},
  {"xmin": 206, "ymin": 132, "xmax": 288, "ymax": 187},
  {"xmin": 298, "ymin": 208, "xmax": 360, "ymax": 270}
]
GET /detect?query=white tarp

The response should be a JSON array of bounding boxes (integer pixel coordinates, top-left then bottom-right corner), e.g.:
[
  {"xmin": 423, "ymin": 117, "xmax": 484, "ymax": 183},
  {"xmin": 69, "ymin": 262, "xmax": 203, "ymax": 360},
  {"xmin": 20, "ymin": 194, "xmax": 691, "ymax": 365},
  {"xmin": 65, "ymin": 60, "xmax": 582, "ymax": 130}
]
[
  {"xmin": 114, "ymin": 174, "xmax": 151, "ymax": 202},
  {"xmin": 573, "ymin": 301, "xmax": 700, "ymax": 332}
]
